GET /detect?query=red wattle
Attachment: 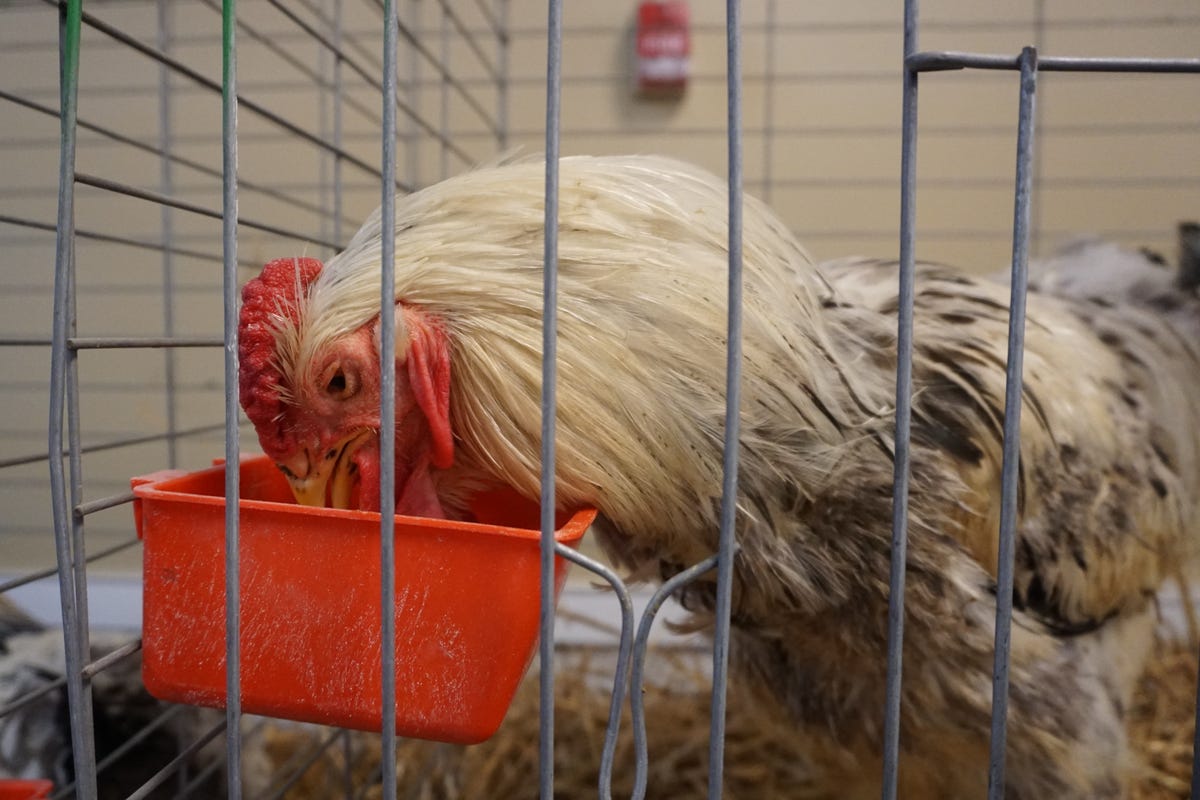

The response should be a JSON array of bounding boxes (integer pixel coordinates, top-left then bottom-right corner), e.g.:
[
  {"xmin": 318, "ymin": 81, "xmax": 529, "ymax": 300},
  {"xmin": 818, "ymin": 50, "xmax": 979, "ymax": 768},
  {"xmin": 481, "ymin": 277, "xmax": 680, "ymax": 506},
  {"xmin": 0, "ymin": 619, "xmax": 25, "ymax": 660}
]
[{"xmin": 352, "ymin": 448, "xmax": 444, "ymax": 520}]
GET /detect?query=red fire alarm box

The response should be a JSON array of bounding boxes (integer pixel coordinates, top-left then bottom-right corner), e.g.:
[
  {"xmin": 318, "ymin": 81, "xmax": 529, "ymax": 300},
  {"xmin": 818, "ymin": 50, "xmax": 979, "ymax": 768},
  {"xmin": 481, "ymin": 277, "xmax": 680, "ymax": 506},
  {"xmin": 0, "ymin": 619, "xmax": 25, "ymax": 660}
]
[{"xmin": 636, "ymin": 1, "xmax": 689, "ymax": 95}]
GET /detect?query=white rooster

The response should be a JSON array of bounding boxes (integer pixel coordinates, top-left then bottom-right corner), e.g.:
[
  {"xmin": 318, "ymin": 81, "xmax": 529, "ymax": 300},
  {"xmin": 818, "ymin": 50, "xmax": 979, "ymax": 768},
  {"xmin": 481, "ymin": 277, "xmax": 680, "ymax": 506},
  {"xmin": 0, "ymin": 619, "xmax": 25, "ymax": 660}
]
[{"xmin": 238, "ymin": 155, "xmax": 1200, "ymax": 798}]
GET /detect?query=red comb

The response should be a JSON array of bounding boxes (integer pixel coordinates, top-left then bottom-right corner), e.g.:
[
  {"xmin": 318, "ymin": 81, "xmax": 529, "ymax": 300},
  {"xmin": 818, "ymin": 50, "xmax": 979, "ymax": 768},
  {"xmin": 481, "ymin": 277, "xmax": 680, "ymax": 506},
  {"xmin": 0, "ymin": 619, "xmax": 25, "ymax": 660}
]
[{"xmin": 238, "ymin": 257, "xmax": 324, "ymax": 455}]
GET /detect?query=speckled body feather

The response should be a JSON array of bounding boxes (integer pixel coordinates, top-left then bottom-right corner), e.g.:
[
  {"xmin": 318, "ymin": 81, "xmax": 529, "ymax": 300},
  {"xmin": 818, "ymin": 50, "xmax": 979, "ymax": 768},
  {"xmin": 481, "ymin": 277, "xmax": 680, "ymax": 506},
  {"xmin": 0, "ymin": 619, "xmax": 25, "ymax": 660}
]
[{"xmin": 256, "ymin": 156, "xmax": 1200, "ymax": 798}]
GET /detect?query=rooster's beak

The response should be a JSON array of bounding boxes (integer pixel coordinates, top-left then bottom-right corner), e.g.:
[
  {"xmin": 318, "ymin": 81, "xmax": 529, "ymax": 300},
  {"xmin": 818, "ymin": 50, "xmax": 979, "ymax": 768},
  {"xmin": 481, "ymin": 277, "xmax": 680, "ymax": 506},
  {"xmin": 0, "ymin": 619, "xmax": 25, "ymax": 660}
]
[
  {"xmin": 280, "ymin": 431, "xmax": 369, "ymax": 509},
  {"xmin": 288, "ymin": 470, "xmax": 331, "ymax": 507}
]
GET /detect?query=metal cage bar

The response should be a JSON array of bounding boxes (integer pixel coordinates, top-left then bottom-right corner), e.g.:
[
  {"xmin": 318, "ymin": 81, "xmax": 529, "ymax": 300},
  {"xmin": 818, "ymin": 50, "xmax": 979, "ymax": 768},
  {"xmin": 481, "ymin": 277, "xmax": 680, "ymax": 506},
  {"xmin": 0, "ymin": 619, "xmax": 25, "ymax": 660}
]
[
  {"xmin": 72, "ymin": 172, "xmax": 342, "ymax": 251},
  {"xmin": 880, "ymin": 2, "xmax": 920, "ymax": 795},
  {"xmin": 537, "ymin": 0, "xmax": 563, "ymax": 796},
  {"xmin": 157, "ymin": 0, "xmax": 178, "ymax": 470},
  {"xmin": 23, "ymin": 2, "xmax": 1200, "ymax": 798},
  {"xmin": 331, "ymin": 0, "xmax": 346, "ymax": 248},
  {"xmin": 759, "ymin": 0, "xmax": 775, "ymax": 205},
  {"xmin": 47, "ymin": 1, "xmax": 97, "ymax": 798},
  {"xmin": 552, "ymin": 544, "xmax": 637, "ymax": 800},
  {"xmin": 221, "ymin": 0, "xmax": 244, "ymax": 794},
  {"xmin": 378, "ymin": 2, "xmax": 400, "ymax": 799},
  {"xmin": 125, "ymin": 719, "xmax": 228, "ymax": 800},
  {"xmin": 495, "ymin": 0, "xmax": 509, "ymax": 150},
  {"xmin": 888, "ymin": 1, "xmax": 1200, "ymax": 796},
  {"xmin": 68, "ymin": 3, "xmax": 403, "ymax": 189},
  {"xmin": 406, "ymin": 0, "xmax": 420, "ymax": 190},
  {"xmin": 325, "ymin": 3, "xmax": 356, "ymax": 788},
  {"xmin": 630, "ymin": 555, "xmax": 719, "ymax": 800},
  {"xmin": 0, "ymin": 212, "xmax": 254, "ymax": 267},
  {"xmin": 707, "ymin": 1, "xmax": 745, "ymax": 796},
  {"xmin": 986, "ymin": 45, "xmax": 1039, "ymax": 800}
]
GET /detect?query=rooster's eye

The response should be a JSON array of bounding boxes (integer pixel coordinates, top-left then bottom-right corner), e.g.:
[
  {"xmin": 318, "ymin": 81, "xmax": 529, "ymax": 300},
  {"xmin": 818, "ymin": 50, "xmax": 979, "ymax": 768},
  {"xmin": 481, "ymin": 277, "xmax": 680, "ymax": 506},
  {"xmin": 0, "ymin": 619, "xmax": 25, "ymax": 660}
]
[{"xmin": 321, "ymin": 366, "xmax": 358, "ymax": 400}]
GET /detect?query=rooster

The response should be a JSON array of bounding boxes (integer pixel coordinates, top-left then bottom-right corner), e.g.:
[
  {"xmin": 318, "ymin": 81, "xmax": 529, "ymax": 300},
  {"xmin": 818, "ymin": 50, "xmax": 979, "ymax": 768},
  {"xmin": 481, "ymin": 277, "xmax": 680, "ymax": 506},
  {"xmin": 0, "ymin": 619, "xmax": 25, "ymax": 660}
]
[{"xmin": 238, "ymin": 155, "xmax": 1200, "ymax": 799}]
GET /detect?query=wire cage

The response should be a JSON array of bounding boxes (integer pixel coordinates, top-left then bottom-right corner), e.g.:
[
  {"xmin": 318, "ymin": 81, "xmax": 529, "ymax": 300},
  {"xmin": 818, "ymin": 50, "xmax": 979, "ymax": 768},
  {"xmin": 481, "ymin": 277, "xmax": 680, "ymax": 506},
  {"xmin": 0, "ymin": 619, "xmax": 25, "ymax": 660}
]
[{"xmin": 2, "ymin": 0, "xmax": 1200, "ymax": 798}]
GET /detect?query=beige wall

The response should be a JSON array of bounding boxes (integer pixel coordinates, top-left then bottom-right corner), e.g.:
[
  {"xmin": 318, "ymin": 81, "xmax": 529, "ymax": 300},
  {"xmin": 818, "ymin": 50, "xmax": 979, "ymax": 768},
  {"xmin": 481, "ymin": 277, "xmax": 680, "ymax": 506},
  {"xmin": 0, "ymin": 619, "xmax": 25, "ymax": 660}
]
[{"xmin": 1, "ymin": 0, "xmax": 1198, "ymax": 581}]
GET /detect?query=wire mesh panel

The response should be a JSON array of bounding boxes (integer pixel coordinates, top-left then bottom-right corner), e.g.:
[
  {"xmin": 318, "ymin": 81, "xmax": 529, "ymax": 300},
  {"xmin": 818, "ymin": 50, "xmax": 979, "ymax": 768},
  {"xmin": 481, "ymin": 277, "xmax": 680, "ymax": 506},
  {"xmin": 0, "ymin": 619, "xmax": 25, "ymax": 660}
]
[
  {"xmin": 2, "ymin": 1, "xmax": 1200, "ymax": 799},
  {"xmin": 885, "ymin": 5, "xmax": 1200, "ymax": 800},
  {"xmin": 3, "ymin": 2, "xmax": 510, "ymax": 797}
]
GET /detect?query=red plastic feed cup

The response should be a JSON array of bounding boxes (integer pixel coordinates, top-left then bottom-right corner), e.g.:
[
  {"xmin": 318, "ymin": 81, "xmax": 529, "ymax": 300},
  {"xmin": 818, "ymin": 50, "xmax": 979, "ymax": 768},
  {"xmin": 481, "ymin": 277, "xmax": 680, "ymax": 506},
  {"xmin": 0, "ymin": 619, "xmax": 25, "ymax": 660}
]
[{"xmin": 132, "ymin": 455, "xmax": 593, "ymax": 744}]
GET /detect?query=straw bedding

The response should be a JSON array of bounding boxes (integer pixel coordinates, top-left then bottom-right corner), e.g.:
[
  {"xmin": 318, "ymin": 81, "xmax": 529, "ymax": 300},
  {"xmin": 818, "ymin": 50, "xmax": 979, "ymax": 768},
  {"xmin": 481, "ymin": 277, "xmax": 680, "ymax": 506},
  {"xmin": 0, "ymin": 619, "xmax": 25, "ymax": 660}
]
[{"xmin": 262, "ymin": 638, "xmax": 1197, "ymax": 799}]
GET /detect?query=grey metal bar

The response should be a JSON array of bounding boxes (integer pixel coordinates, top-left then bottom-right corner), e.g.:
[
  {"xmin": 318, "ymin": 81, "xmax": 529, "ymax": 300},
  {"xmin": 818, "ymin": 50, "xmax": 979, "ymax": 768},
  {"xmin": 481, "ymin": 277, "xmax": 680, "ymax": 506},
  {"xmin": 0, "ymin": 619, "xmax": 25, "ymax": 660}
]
[
  {"xmin": 0, "ymin": 421, "xmax": 229, "ymax": 471},
  {"xmin": 744, "ymin": 174, "xmax": 1200, "ymax": 190},
  {"xmin": 439, "ymin": 1, "xmax": 451, "ymax": 180},
  {"xmin": 708, "ymin": 2, "xmax": 744, "ymax": 797},
  {"xmin": 123, "ymin": 719, "xmax": 228, "ymax": 800},
  {"xmin": 1030, "ymin": 0, "xmax": 1046, "ymax": 257},
  {"xmin": 177, "ymin": 757, "xmax": 226, "ymax": 800},
  {"xmin": 496, "ymin": 0, "xmax": 510, "ymax": 150},
  {"xmin": 53, "ymin": 699, "xmax": 169, "ymax": 800},
  {"xmin": 316, "ymin": 2, "xmax": 332, "ymax": 250},
  {"xmin": 630, "ymin": 555, "xmax": 720, "ymax": 800},
  {"xmin": 275, "ymin": 0, "xmax": 383, "ymax": 85},
  {"xmin": 909, "ymin": 50, "xmax": 1200, "ymax": 73},
  {"xmin": 495, "ymin": 15, "xmax": 1200, "ymax": 37},
  {"xmin": 68, "ymin": 336, "xmax": 223, "ymax": 349},
  {"xmin": 74, "ymin": 173, "xmax": 343, "ymax": 251},
  {"xmin": 0, "ymin": 338, "xmax": 54, "ymax": 346},
  {"xmin": 328, "ymin": 7, "xmax": 348, "ymax": 782},
  {"xmin": 74, "ymin": 489, "xmax": 137, "ymax": 517},
  {"xmin": 49, "ymin": 705, "xmax": 185, "ymax": 800},
  {"xmin": 424, "ymin": 0, "xmax": 502, "ymax": 81},
  {"xmin": 81, "ymin": 638, "xmax": 142, "ymax": 678},
  {"xmin": 198, "ymin": 0, "xmax": 383, "ymax": 139},
  {"xmin": 0, "ymin": 674, "xmax": 67, "ymax": 721},
  {"xmin": 0, "ymin": 637, "xmax": 141, "ymax": 725},
  {"xmin": 65, "ymin": 104, "xmax": 94, "ymax": 800},
  {"xmin": 379, "ymin": 1, "xmax": 400, "ymax": 798},
  {"xmin": 361, "ymin": 0, "xmax": 505, "ymax": 138},
  {"xmin": 57, "ymin": 62, "xmax": 1177, "ymax": 89},
  {"xmin": 47, "ymin": 2, "xmax": 98, "ymax": 797},
  {"xmin": 0, "ymin": 281, "xmax": 257, "ymax": 297},
  {"xmin": 221, "ymin": 1, "xmax": 244, "ymax": 796},
  {"xmin": 394, "ymin": 4, "xmax": 505, "ymax": 141},
  {"xmin": 63, "ymin": 2, "xmax": 400, "ymax": 187},
  {"xmin": 14, "ymin": 12, "xmax": 1200, "ymax": 50},
  {"xmin": 881, "ymin": 2, "xmax": 919, "ymax": 796},
  {"xmin": 406, "ymin": 0, "xmax": 421, "ymax": 189},
  {"xmin": 177, "ymin": 718, "xmax": 269, "ymax": 800},
  {"xmin": 333, "ymin": 0, "xmax": 345, "ymax": 249},
  {"xmin": 552, "ymin": 543, "xmax": 636, "ymax": 800},
  {"xmin": 157, "ymin": 0, "xmax": 179, "ymax": 470},
  {"xmin": 267, "ymin": 0, "xmax": 480, "ymax": 163},
  {"xmin": 471, "ymin": 0, "xmax": 501, "ymax": 36},
  {"xmin": 0, "ymin": 89, "xmax": 348, "ymax": 226},
  {"xmin": 0, "ymin": 537, "xmax": 140, "ymax": 594},
  {"xmin": 20, "ymin": 218, "xmax": 1173, "ymax": 244},
  {"xmin": 342, "ymin": 729, "xmax": 354, "ymax": 800},
  {"xmin": 354, "ymin": 766, "xmax": 383, "ymax": 800},
  {"xmin": 256, "ymin": 729, "xmax": 343, "ymax": 800},
  {"xmin": 0, "ymin": 213, "xmax": 247, "ymax": 267},
  {"xmin": 760, "ymin": 0, "xmax": 775, "ymax": 205},
  {"xmin": 73, "ymin": 171, "xmax": 1193, "ymax": 193},
  {"xmin": 539, "ymin": 0, "xmax": 564, "ymax": 795},
  {"xmin": 293, "ymin": 0, "xmax": 384, "ymax": 75},
  {"xmin": 257, "ymin": 118, "xmax": 1200, "ymax": 143},
  {"xmin": 986, "ymin": 46, "xmax": 1039, "ymax": 800}
]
